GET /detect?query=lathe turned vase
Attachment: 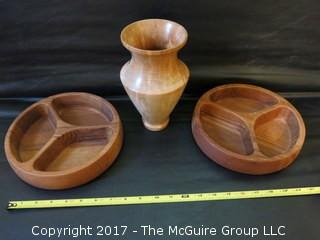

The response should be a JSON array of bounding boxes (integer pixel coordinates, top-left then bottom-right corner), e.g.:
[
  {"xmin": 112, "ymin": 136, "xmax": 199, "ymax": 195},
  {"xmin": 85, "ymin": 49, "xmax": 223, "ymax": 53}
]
[{"xmin": 120, "ymin": 19, "xmax": 189, "ymax": 131}]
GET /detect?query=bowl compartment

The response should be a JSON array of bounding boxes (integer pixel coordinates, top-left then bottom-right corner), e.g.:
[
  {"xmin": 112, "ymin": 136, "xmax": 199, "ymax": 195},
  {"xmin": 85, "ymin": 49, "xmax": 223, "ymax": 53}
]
[
  {"xmin": 52, "ymin": 95, "xmax": 113, "ymax": 126},
  {"xmin": 33, "ymin": 127, "xmax": 113, "ymax": 172},
  {"xmin": 200, "ymin": 104, "xmax": 254, "ymax": 155},
  {"xmin": 254, "ymin": 107, "xmax": 300, "ymax": 157},
  {"xmin": 210, "ymin": 87, "xmax": 278, "ymax": 113},
  {"xmin": 9, "ymin": 104, "xmax": 56, "ymax": 163}
]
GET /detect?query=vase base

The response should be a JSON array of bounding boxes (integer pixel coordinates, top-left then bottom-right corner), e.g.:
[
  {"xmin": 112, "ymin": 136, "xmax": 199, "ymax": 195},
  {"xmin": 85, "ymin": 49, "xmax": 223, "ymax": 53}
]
[{"xmin": 143, "ymin": 118, "xmax": 169, "ymax": 131}]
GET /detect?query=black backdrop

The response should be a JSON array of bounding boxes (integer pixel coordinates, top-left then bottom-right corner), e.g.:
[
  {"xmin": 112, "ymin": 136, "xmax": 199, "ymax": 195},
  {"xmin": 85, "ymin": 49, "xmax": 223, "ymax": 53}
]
[
  {"xmin": 1, "ymin": 0, "xmax": 320, "ymax": 97},
  {"xmin": 1, "ymin": 1, "xmax": 320, "ymax": 240}
]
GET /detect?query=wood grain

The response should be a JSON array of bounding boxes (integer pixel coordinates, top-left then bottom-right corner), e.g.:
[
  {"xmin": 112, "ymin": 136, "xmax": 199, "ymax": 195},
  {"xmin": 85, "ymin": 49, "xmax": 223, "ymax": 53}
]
[
  {"xmin": 120, "ymin": 19, "xmax": 189, "ymax": 131},
  {"xmin": 5, "ymin": 92, "xmax": 123, "ymax": 189},
  {"xmin": 192, "ymin": 84, "xmax": 306, "ymax": 175}
]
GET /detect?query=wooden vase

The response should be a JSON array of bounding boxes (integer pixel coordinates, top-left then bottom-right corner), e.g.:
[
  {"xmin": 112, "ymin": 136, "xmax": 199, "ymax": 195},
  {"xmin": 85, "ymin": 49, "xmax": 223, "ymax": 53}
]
[{"xmin": 120, "ymin": 19, "xmax": 189, "ymax": 131}]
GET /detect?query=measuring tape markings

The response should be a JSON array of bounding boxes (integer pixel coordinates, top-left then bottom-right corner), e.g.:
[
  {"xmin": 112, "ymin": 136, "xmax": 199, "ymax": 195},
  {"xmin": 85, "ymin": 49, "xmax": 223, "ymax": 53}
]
[{"xmin": 8, "ymin": 186, "xmax": 320, "ymax": 210}]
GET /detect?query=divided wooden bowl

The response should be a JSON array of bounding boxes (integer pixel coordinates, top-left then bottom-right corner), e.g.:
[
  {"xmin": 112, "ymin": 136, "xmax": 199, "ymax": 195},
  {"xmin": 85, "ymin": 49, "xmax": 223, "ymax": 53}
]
[
  {"xmin": 192, "ymin": 84, "xmax": 306, "ymax": 175},
  {"xmin": 5, "ymin": 93, "xmax": 123, "ymax": 189}
]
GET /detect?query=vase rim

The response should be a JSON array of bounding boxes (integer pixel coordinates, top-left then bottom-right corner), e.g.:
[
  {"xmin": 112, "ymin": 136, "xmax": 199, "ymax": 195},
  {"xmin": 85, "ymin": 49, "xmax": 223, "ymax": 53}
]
[{"xmin": 120, "ymin": 18, "xmax": 188, "ymax": 56}]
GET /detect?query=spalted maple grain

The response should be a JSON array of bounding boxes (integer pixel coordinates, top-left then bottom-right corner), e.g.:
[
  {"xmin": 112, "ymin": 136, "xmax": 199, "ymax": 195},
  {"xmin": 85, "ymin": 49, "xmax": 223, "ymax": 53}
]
[{"xmin": 120, "ymin": 19, "xmax": 189, "ymax": 131}]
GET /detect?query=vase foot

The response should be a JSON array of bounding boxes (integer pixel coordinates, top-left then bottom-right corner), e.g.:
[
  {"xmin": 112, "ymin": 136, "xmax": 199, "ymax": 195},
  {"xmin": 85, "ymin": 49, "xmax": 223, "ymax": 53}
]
[{"xmin": 143, "ymin": 118, "xmax": 169, "ymax": 131}]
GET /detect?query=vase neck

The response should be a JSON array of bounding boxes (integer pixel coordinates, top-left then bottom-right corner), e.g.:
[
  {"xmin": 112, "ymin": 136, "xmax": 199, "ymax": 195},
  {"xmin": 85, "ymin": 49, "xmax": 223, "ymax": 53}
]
[{"xmin": 131, "ymin": 52, "xmax": 178, "ymax": 66}]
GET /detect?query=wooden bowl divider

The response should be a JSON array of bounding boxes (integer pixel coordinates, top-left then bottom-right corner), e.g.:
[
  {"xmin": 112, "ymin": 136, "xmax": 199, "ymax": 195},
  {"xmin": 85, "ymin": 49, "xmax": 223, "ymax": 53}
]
[
  {"xmin": 192, "ymin": 84, "xmax": 305, "ymax": 174},
  {"xmin": 5, "ymin": 92, "xmax": 123, "ymax": 189}
]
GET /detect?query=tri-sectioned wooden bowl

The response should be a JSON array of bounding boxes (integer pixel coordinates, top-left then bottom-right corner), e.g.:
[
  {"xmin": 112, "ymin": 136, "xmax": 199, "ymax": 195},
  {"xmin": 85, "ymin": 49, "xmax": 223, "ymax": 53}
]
[
  {"xmin": 192, "ymin": 84, "xmax": 306, "ymax": 175},
  {"xmin": 5, "ymin": 92, "xmax": 123, "ymax": 189}
]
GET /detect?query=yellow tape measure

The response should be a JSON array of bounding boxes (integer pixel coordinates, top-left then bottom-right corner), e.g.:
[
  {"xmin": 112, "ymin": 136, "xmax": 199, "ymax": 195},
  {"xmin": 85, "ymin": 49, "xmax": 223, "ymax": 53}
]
[{"xmin": 8, "ymin": 186, "xmax": 320, "ymax": 210}]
